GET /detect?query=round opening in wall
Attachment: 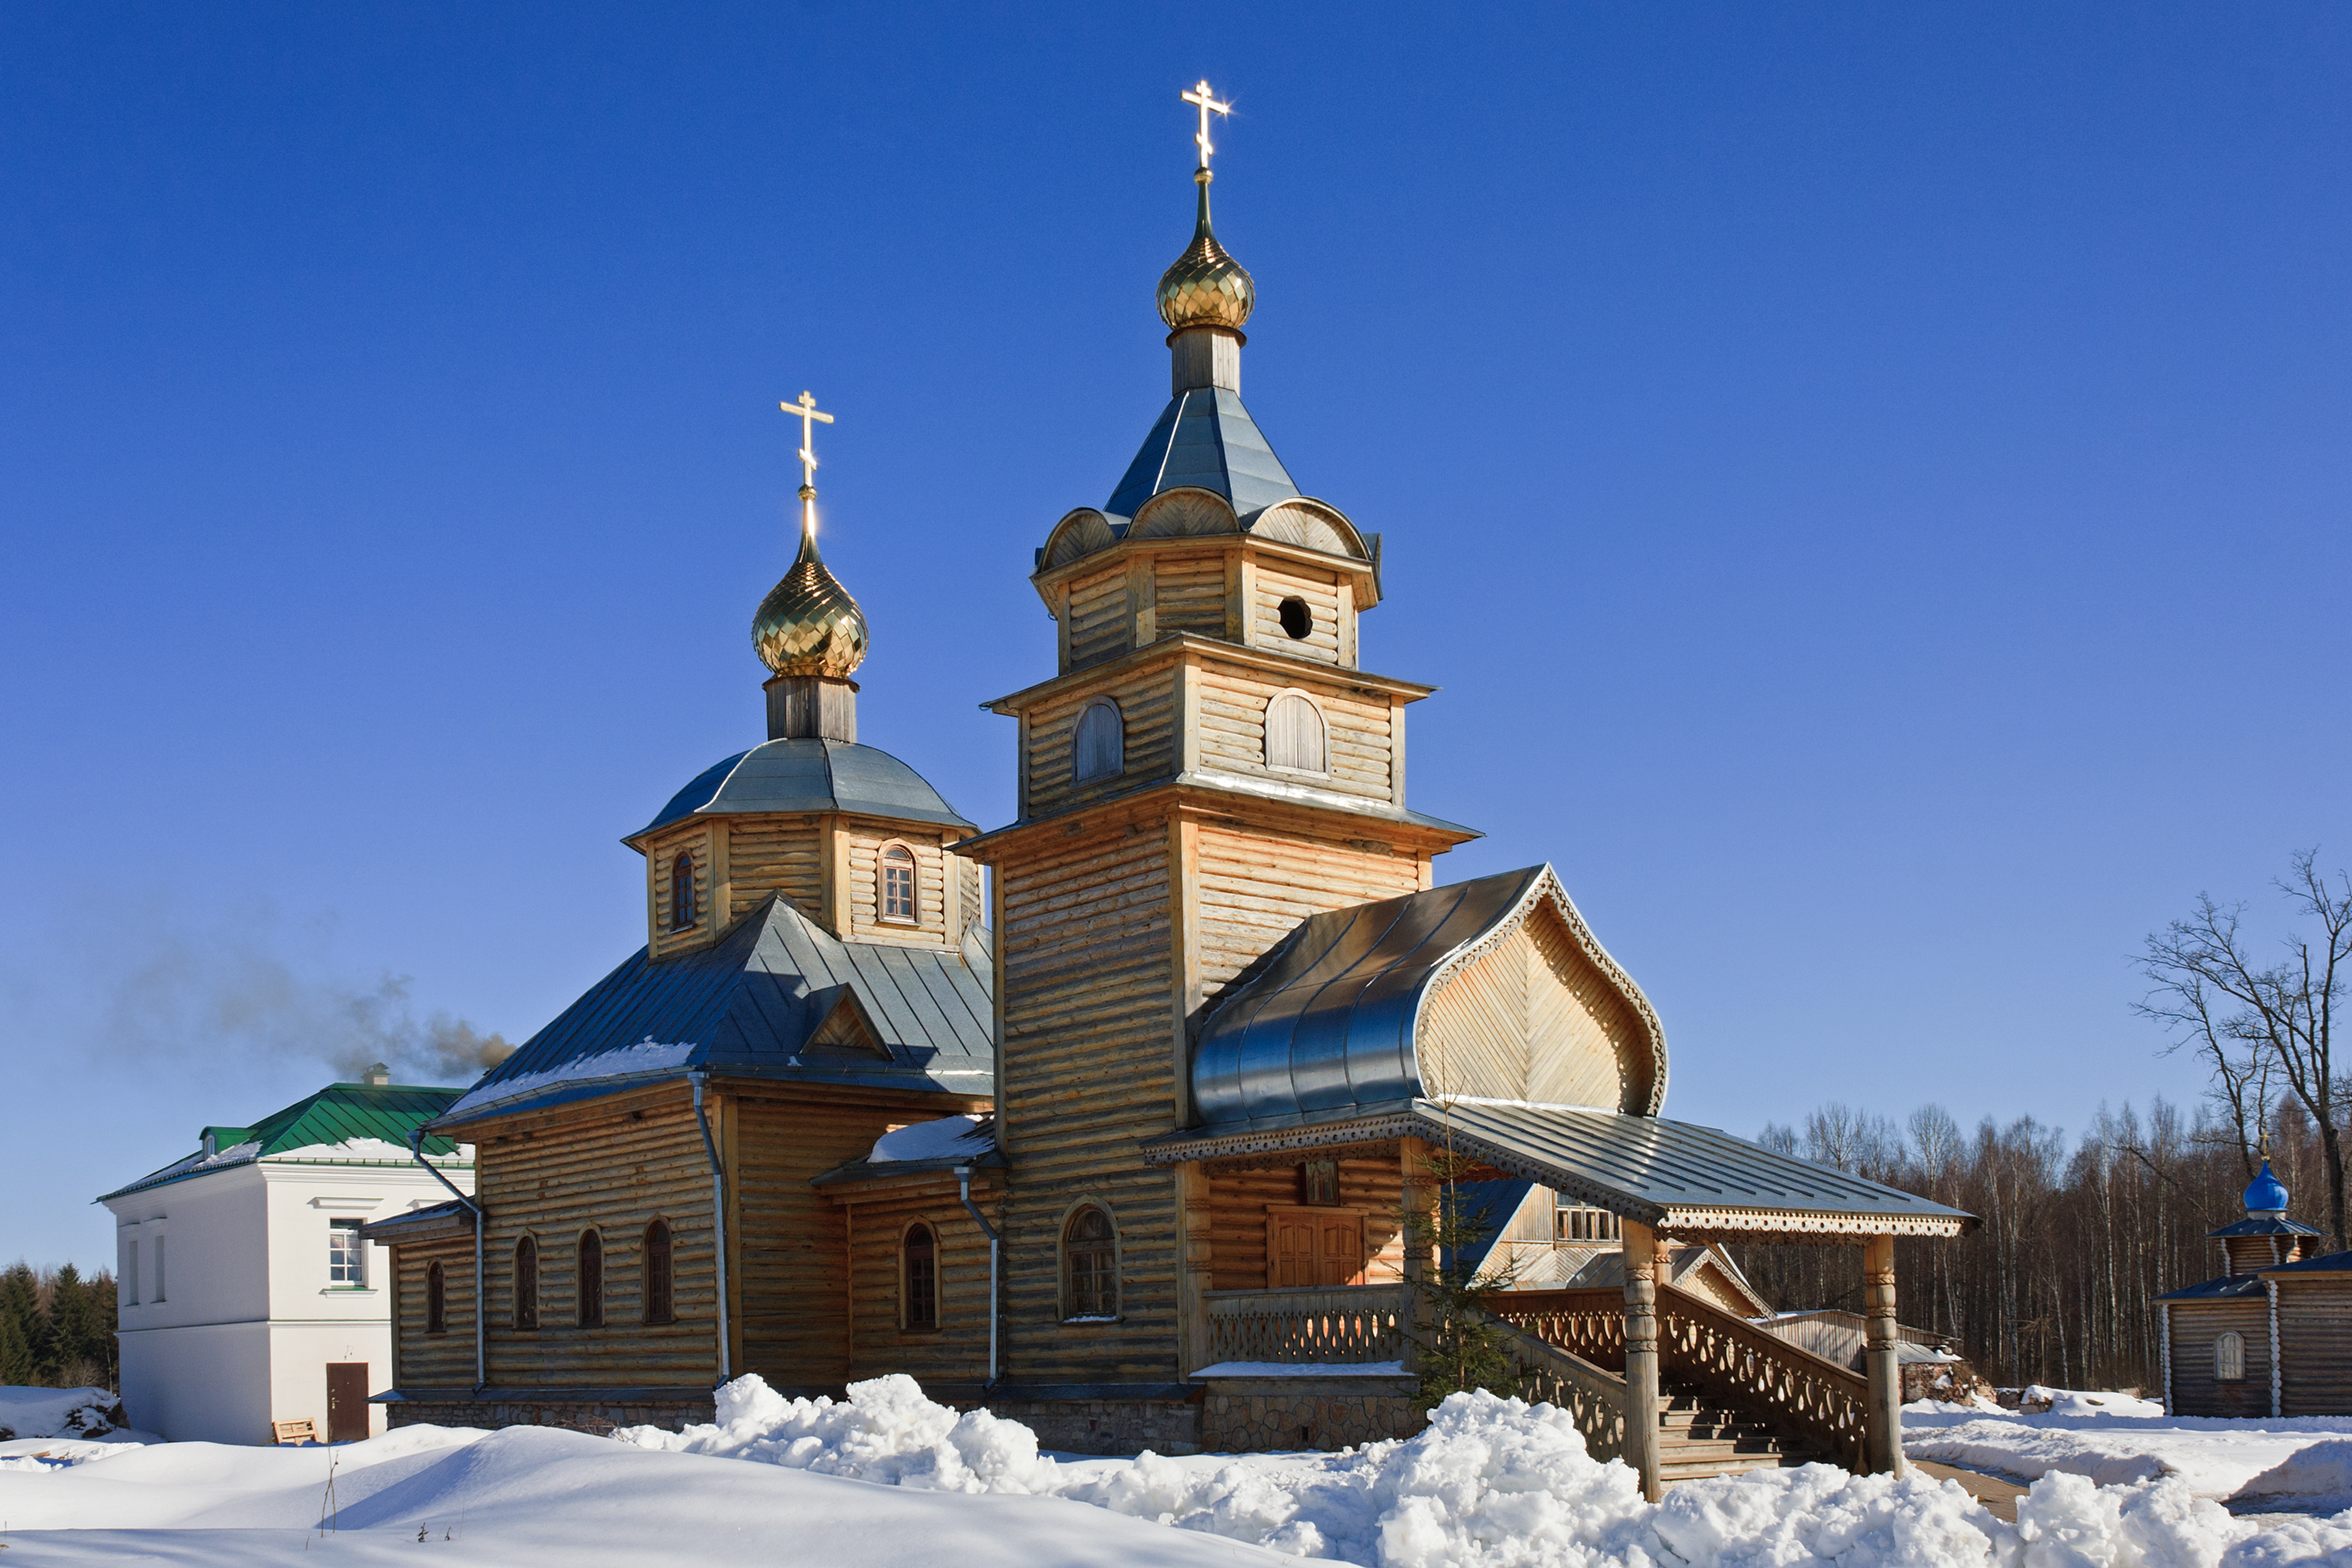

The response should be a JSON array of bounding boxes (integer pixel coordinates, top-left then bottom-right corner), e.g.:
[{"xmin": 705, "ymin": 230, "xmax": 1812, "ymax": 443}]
[{"xmin": 1278, "ymin": 596, "xmax": 1312, "ymax": 640}]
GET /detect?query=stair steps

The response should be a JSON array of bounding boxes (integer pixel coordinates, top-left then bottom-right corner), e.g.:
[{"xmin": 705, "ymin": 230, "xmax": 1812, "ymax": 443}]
[{"xmin": 1649, "ymin": 1379, "xmax": 1826, "ymax": 1481}]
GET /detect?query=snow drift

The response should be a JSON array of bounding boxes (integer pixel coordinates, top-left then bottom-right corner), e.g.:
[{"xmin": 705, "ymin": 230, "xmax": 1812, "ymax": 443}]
[
  {"xmin": 0, "ymin": 1385, "xmax": 137, "ymax": 1441},
  {"xmin": 616, "ymin": 1372, "xmax": 2324, "ymax": 1567}
]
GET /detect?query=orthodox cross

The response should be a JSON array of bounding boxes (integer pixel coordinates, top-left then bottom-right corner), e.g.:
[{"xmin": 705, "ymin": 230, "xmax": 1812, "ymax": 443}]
[
  {"xmin": 1182, "ymin": 79, "xmax": 1232, "ymax": 169},
  {"xmin": 780, "ymin": 389, "xmax": 834, "ymax": 494}
]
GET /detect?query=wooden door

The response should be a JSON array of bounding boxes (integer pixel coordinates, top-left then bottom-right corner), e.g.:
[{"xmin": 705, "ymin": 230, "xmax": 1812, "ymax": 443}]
[
  {"xmin": 1267, "ymin": 1209, "xmax": 1365, "ymax": 1287},
  {"xmin": 325, "ymin": 1362, "xmax": 370, "ymax": 1443}
]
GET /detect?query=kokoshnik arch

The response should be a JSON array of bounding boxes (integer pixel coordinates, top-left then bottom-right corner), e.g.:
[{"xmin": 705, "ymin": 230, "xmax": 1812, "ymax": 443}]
[{"xmin": 364, "ymin": 82, "xmax": 1974, "ymax": 1496}]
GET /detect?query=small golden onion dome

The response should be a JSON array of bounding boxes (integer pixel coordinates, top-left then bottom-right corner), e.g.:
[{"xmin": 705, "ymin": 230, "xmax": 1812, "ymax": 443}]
[
  {"xmin": 751, "ymin": 524, "xmax": 868, "ymax": 678},
  {"xmin": 1157, "ymin": 169, "xmax": 1254, "ymax": 332}
]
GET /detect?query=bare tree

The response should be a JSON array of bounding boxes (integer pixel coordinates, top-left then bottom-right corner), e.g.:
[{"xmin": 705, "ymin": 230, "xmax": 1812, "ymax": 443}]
[{"xmin": 2141, "ymin": 850, "xmax": 2352, "ymax": 1248}]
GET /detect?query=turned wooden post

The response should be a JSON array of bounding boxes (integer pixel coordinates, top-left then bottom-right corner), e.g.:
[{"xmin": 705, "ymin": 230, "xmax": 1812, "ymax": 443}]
[
  {"xmin": 1863, "ymin": 1233, "xmax": 1907, "ymax": 1477},
  {"xmin": 1400, "ymin": 1136, "xmax": 1434, "ymax": 1375},
  {"xmin": 1177, "ymin": 1161, "xmax": 1213, "ymax": 1374},
  {"xmin": 1622, "ymin": 1218, "xmax": 1663, "ymax": 1501}
]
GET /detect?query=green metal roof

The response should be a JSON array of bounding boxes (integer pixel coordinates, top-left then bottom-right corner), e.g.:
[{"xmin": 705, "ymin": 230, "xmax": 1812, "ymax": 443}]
[{"xmin": 96, "ymin": 1081, "xmax": 471, "ymax": 1202}]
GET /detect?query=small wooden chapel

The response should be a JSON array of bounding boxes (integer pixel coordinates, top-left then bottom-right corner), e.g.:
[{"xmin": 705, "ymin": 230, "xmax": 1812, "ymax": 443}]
[
  {"xmin": 2154, "ymin": 1157, "xmax": 2352, "ymax": 1418},
  {"xmin": 368, "ymin": 83, "xmax": 1974, "ymax": 1496}
]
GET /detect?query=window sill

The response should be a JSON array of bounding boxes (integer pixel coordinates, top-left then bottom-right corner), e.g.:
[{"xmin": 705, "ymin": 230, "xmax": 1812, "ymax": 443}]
[
  {"xmin": 1060, "ymin": 1315, "xmax": 1123, "ymax": 1326},
  {"xmin": 322, "ymin": 1287, "xmax": 378, "ymax": 1295}
]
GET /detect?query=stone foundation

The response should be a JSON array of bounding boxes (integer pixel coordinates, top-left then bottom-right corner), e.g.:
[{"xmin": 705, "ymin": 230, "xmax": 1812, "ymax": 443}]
[
  {"xmin": 380, "ymin": 1390, "xmax": 715, "ymax": 1436},
  {"xmin": 985, "ymin": 1392, "xmax": 1203, "ymax": 1455},
  {"xmin": 1198, "ymin": 1375, "xmax": 1424, "ymax": 1453}
]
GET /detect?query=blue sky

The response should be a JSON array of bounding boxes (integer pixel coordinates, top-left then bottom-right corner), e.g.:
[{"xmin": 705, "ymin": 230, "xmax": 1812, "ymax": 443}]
[{"xmin": 5, "ymin": 4, "xmax": 2347, "ymax": 1268}]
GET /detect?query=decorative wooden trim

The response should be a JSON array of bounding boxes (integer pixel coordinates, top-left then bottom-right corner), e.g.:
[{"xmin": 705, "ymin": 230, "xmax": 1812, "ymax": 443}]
[{"xmin": 874, "ymin": 838, "xmax": 921, "ymax": 927}]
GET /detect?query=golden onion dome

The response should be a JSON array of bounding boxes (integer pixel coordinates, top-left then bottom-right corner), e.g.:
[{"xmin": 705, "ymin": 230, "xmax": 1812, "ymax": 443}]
[
  {"xmin": 751, "ymin": 524, "xmax": 868, "ymax": 679},
  {"xmin": 1157, "ymin": 169, "xmax": 1254, "ymax": 332}
]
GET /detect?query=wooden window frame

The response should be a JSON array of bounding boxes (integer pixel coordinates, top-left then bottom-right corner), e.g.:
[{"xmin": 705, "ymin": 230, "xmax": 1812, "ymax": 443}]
[
  {"xmin": 878, "ymin": 840, "xmax": 920, "ymax": 926},
  {"xmin": 643, "ymin": 1219, "xmax": 675, "ymax": 1326},
  {"xmin": 2215, "ymin": 1329, "xmax": 2246, "ymax": 1382},
  {"xmin": 425, "ymin": 1260, "xmax": 448, "ymax": 1336},
  {"xmin": 900, "ymin": 1221, "xmax": 941, "ymax": 1332},
  {"xmin": 1070, "ymin": 697, "xmax": 1124, "ymax": 784},
  {"xmin": 671, "ymin": 851, "xmax": 698, "ymax": 931},
  {"xmin": 513, "ymin": 1234, "xmax": 540, "ymax": 1331},
  {"xmin": 577, "ymin": 1229, "xmax": 605, "ymax": 1329},
  {"xmin": 1058, "ymin": 1200, "xmax": 1122, "ymax": 1324},
  {"xmin": 1262, "ymin": 688, "xmax": 1329, "ymax": 776}
]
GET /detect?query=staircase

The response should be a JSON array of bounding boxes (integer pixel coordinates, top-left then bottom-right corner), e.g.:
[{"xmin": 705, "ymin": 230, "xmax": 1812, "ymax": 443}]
[
  {"xmin": 1654, "ymin": 1377, "xmax": 1826, "ymax": 1480},
  {"xmin": 1487, "ymin": 1284, "xmax": 1869, "ymax": 1485}
]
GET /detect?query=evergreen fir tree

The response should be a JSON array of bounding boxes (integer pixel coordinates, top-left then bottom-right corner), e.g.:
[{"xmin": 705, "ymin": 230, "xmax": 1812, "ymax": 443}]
[
  {"xmin": 0, "ymin": 1262, "xmax": 49, "ymax": 1384},
  {"xmin": 1403, "ymin": 1148, "xmax": 1531, "ymax": 1413},
  {"xmin": 86, "ymin": 1271, "xmax": 120, "ymax": 1390},
  {"xmin": 0, "ymin": 1296, "xmax": 33, "ymax": 1387},
  {"xmin": 48, "ymin": 1263, "xmax": 101, "ymax": 1383}
]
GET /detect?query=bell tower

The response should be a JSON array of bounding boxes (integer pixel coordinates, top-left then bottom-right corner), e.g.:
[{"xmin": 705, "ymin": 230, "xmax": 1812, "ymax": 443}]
[{"xmin": 957, "ymin": 86, "xmax": 1478, "ymax": 1396}]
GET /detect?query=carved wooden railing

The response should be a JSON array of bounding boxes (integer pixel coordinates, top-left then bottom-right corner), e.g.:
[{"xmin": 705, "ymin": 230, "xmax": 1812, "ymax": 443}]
[
  {"xmin": 1494, "ymin": 1283, "xmax": 1868, "ymax": 1471},
  {"xmin": 1475, "ymin": 1308, "xmax": 1627, "ymax": 1461},
  {"xmin": 1654, "ymin": 1284, "xmax": 1867, "ymax": 1468},
  {"xmin": 1202, "ymin": 1285, "xmax": 1406, "ymax": 1365}
]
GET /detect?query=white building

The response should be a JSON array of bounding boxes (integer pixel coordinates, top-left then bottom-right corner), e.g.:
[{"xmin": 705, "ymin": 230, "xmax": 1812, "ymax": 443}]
[{"xmin": 95, "ymin": 1066, "xmax": 474, "ymax": 1444}]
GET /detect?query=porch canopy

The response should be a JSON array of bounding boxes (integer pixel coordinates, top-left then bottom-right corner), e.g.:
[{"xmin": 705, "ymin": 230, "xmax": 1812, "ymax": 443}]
[{"xmin": 1144, "ymin": 1096, "xmax": 1970, "ymax": 1241}]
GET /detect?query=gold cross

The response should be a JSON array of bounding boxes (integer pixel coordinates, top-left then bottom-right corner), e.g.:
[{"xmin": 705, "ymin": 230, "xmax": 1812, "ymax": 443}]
[
  {"xmin": 779, "ymin": 389, "xmax": 835, "ymax": 492},
  {"xmin": 1182, "ymin": 79, "xmax": 1232, "ymax": 169}
]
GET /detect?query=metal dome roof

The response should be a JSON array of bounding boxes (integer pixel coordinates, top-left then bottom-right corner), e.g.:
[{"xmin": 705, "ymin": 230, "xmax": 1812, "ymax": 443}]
[
  {"xmin": 633, "ymin": 738, "xmax": 974, "ymax": 839},
  {"xmin": 2245, "ymin": 1157, "xmax": 2291, "ymax": 1215}
]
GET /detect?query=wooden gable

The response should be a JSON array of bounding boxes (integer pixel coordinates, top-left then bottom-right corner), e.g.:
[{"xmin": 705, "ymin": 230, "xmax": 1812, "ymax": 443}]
[{"xmin": 1416, "ymin": 893, "xmax": 1662, "ymax": 1113}]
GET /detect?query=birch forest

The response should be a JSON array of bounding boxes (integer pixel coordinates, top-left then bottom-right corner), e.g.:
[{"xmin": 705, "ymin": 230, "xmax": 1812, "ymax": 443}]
[{"xmin": 1725, "ymin": 1097, "xmax": 2335, "ymax": 1394}]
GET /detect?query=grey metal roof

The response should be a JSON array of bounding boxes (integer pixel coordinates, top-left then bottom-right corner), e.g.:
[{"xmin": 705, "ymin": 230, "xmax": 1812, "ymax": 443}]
[
  {"xmin": 1145, "ymin": 1098, "xmax": 1973, "ymax": 1235},
  {"xmin": 1191, "ymin": 866, "xmax": 1610, "ymax": 1127},
  {"xmin": 2154, "ymin": 1273, "xmax": 2268, "ymax": 1301},
  {"xmin": 430, "ymin": 895, "xmax": 994, "ymax": 1130},
  {"xmin": 2209, "ymin": 1216, "xmax": 2327, "ymax": 1239},
  {"xmin": 2264, "ymin": 1250, "xmax": 2352, "ymax": 1276},
  {"xmin": 1413, "ymin": 1099, "xmax": 1974, "ymax": 1234},
  {"xmin": 1106, "ymin": 388, "xmax": 1300, "ymax": 520},
  {"xmin": 636, "ymin": 739, "xmax": 974, "ymax": 839}
]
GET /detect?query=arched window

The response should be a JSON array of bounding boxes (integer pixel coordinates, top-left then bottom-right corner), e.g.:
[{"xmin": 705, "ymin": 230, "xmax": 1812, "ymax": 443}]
[
  {"xmin": 425, "ymin": 1260, "xmax": 448, "ymax": 1336},
  {"xmin": 2215, "ymin": 1330, "xmax": 2246, "ymax": 1382},
  {"xmin": 671, "ymin": 852, "xmax": 697, "ymax": 931},
  {"xmin": 643, "ymin": 1219, "xmax": 675, "ymax": 1325},
  {"xmin": 1264, "ymin": 691, "xmax": 1327, "ymax": 774},
  {"xmin": 1062, "ymin": 1204, "xmax": 1118, "ymax": 1321},
  {"xmin": 880, "ymin": 844, "xmax": 917, "ymax": 924},
  {"xmin": 577, "ymin": 1230, "xmax": 604, "ymax": 1328},
  {"xmin": 1071, "ymin": 699, "xmax": 1123, "ymax": 783},
  {"xmin": 513, "ymin": 1236, "xmax": 539, "ymax": 1330},
  {"xmin": 902, "ymin": 1222, "xmax": 939, "ymax": 1331}
]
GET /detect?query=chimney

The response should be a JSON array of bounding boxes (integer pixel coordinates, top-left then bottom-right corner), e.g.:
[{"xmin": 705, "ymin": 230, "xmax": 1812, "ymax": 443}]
[{"xmin": 363, "ymin": 1062, "xmax": 391, "ymax": 1087}]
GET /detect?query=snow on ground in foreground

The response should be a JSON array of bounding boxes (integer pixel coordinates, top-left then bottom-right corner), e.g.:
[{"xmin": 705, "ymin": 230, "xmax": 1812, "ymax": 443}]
[
  {"xmin": 0, "ymin": 1385, "xmax": 151, "ymax": 1442},
  {"xmin": 15, "ymin": 1375, "xmax": 2352, "ymax": 1566},
  {"xmin": 1903, "ymin": 1386, "xmax": 2352, "ymax": 1496}
]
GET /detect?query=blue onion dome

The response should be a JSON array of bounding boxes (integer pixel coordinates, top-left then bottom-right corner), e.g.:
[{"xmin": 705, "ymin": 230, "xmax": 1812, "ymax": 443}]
[
  {"xmin": 1157, "ymin": 171, "xmax": 1254, "ymax": 333},
  {"xmin": 751, "ymin": 527, "xmax": 868, "ymax": 679},
  {"xmin": 2245, "ymin": 1158, "xmax": 2291, "ymax": 1215}
]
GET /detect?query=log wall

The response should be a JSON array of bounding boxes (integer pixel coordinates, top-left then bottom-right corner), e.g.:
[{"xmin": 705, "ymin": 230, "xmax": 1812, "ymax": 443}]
[
  {"xmin": 838, "ymin": 1177, "xmax": 1003, "ymax": 1385},
  {"xmin": 473, "ymin": 1087, "xmax": 722, "ymax": 1389},
  {"xmin": 2277, "ymin": 1279, "xmax": 2352, "ymax": 1416},
  {"xmin": 1205, "ymin": 1159, "xmax": 1405, "ymax": 1292},
  {"xmin": 1193, "ymin": 820, "xmax": 1423, "ymax": 1001},
  {"xmin": 646, "ymin": 822, "xmax": 721, "ymax": 960},
  {"xmin": 839, "ymin": 820, "xmax": 961, "ymax": 948},
  {"xmin": 996, "ymin": 829, "xmax": 1180, "ymax": 1381},
  {"xmin": 731, "ymin": 1091, "xmax": 991, "ymax": 1386},
  {"xmin": 725, "ymin": 814, "xmax": 824, "ymax": 926},
  {"xmin": 389, "ymin": 1234, "xmax": 477, "ymax": 1389},
  {"xmin": 2166, "ymin": 1299, "xmax": 2273, "ymax": 1418},
  {"xmin": 1251, "ymin": 562, "xmax": 1344, "ymax": 666},
  {"xmin": 1193, "ymin": 656, "xmax": 1395, "ymax": 805},
  {"xmin": 1023, "ymin": 662, "xmax": 1182, "ymax": 820}
]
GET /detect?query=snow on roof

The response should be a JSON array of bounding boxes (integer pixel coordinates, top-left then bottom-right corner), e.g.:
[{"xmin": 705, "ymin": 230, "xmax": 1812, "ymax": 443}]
[
  {"xmin": 442, "ymin": 1038, "xmax": 699, "ymax": 1120},
  {"xmin": 868, "ymin": 1115, "xmax": 992, "ymax": 1164}
]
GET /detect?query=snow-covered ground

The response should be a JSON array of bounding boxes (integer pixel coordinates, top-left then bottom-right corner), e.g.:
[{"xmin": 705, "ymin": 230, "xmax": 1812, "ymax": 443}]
[
  {"xmin": 0, "ymin": 1385, "xmax": 151, "ymax": 1443},
  {"xmin": 1903, "ymin": 1388, "xmax": 2352, "ymax": 1500},
  {"xmin": 15, "ymin": 1375, "xmax": 2352, "ymax": 1565}
]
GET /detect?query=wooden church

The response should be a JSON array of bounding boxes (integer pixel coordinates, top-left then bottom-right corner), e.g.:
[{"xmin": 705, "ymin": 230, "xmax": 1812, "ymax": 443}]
[
  {"xmin": 2154, "ymin": 1157, "xmax": 2352, "ymax": 1418},
  {"xmin": 369, "ymin": 84, "xmax": 1974, "ymax": 1496}
]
